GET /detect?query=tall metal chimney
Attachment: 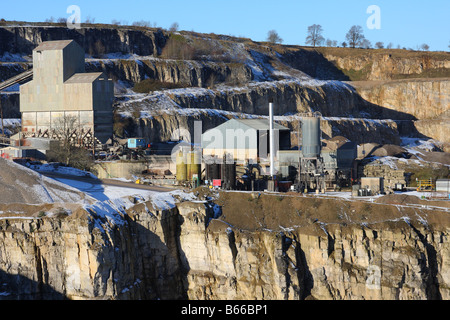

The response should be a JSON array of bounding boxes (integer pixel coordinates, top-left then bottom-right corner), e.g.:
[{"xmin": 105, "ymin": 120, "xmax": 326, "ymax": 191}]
[{"xmin": 269, "ymin": 100, "xmax": 275, "ymax": 177}]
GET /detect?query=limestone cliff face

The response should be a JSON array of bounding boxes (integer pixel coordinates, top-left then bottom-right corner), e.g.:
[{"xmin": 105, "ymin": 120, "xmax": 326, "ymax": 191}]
[
  {"xmin": 413, "ymin": 119, "xmax": 450, "ymax": 151},
  {"xmin": 86, "ymin": 58, "xmax": 253, "ymax": 89},
  {"xmin": 351, "ymin": 79, "xmax": 450, "ymax": 120},
  {"xmin": 280, "ymin": 48, "xmax": 450, "ymax": 81},
  {"xmin": 1, "ymin": 25, "xmax": 448, "ymax": 146},
  {"xmin": 178, "ymin": 194, "xmax": 449, "ymax": 300},
  {"xmin": 0, "ymin": 193, "xmax": 448, "ymax": 300},
  {"xmin": 0, "ymin": 26, "xmax": 166, "ymax": 57},
  {"xmin": 116, "ymin": 80, "xmax": 403, "ymax": 145},
  {"xmin": 0, "ymin": 205, "xmax": 186, "ymax": 300},
  {"xmin": 322, "ymin": 51, "xmax": 450, "ymax": 81}
]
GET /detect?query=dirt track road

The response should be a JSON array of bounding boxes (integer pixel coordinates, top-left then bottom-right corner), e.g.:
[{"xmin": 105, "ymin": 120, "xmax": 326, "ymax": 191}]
[{"xmin": 40, "ymin": 171, "xmax": 175, "ymax": 193}]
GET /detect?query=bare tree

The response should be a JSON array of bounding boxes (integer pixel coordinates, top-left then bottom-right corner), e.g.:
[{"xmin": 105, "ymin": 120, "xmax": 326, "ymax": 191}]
[
  {"xmin": 375, "ymin": 41, "xmax": 384, "ymax": 49},
  {"xmin": 84, "ymin": 16, "xmax": 95, "ymax": 24},
  {"xmin": 387, "ymin": 42, "xmax": 393, "ymax": 49},
  {"xmin": 420, "ymin": 43, "xmax": 430, "ymax": 51},
  {"xmin": 305, "ymin": 24, "xmax": 325, "ymax": 47},
  {"xmin": 47, "ymin": 115, "xmax": 94, "ymax": 170},
  {"xmin": 341, "ymin": 41, "xmax": 347, "ymax": 48},
  {"xmin": 267, "ymin": 30, "xmax": 283, "ymax": 44},
  {"xmin": 361, "ymin": 39, "xmax": 372, "ymax": 49},
  {"xmin": 132, "ymin": 20, "xmax": 151, "ymax": 27},
  {"xmin": 169, "ymin": 22, "xmax": 179, "ymax": 32},
  {"xmin": 345, "ymin": 25, "xmax": 365, "ymax": 48}
]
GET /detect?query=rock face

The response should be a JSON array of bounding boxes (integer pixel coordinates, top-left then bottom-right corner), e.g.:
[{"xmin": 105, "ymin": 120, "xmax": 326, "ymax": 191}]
[
  {"xmin": 0, "ymin": 192, "xmax": 448, "ymax": 300},
  {"xmin": 1, "ymin": 25, "xmax": 449, "ymax": 145},
  {"xmin": 283, "ymin": 48, "xmax": 450, "ymax": 81},
  {"xmin": 115, "ymin": 80, "xmax": 404, "ymax": 145},
  {"xmin": 0, "ymin": 204, "xmax": 186, "ymax": 300},
  {"xmin": 351, "ymin": 79, "xmax": 450, "ymax": 120},
  {"xmin": 86, "ymin": 59, "xmax": 254, "ymax": 89},
  {"xmin": 0, "ymin": 26, "xmax": 166, "ymax": 57}
]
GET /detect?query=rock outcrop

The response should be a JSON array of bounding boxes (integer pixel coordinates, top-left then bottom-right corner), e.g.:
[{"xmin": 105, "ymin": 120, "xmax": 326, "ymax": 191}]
[
  {"xmin": 0, "ymin": 191, "xmax": 448, "ymax": 300},
  {"xmin": 86, "ymin": 58, "xmax": 254, "ymax": 90},
  {"xmin": 351, "ymin": 78, "xmax": 450, "ymax": 120},
  {"xmin": 0, "ymin": 25, "xmax": 167, "ymax": 57},
  {"xmin": 281, "ymin": 47, "xmax": 450, "ymax": 81}
]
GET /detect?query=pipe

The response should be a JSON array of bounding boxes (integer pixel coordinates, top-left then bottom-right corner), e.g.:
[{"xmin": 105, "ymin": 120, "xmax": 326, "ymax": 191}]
[{"xmin": 269, "ymin": 101, "xmax": 274, "ymax": 177}]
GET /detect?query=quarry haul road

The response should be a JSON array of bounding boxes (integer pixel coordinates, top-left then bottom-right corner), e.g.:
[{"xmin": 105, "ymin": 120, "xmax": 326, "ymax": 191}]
[{"xmin": 40, "ymin": 171, "xmax": 175, "ymax": 193}]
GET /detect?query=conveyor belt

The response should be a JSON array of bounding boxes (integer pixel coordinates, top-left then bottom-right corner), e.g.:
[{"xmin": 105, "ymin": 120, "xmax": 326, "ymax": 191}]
[{"xmin": 0, "ymin": 69, "xmax": 33, "ymax": 91}]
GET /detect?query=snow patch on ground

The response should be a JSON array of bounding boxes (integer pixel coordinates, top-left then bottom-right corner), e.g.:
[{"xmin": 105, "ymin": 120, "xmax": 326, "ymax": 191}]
[
  {"xmin": 27, "ymin": 163, "xmax": 97, "ymax": 178},
  {"xmin": 0, "ymin": 52, "xmax": 28, "ymax": 62},
  {"xmin": 401, "ymin": 137, "xmax": 442, "ymax": 152}
]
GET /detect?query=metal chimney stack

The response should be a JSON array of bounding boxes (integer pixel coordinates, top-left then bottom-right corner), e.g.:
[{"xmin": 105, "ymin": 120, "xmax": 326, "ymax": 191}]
[{"xmin": 269, "ymin": 100, "xmax": 275, "ymax": 177}]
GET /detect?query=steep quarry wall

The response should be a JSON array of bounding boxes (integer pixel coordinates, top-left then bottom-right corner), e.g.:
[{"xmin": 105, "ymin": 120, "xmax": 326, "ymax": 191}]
[
  {"xmin": 1, "ymin": 25, "xmax": 448, "ymax": 145},
  {"xmin": 86, "ymin": 59, "xmax": 253, "ymax": 89},
  {"xmin": 0, "ymin": 25, "xmax": 166, "ymax": 57},
  {"xmin": 0, "ymin": 192, "xmax": 448, "ymax": 300},
  {"xmin": 281, "ymin": 47, "xmax": 450, "ymax": 81},
  {"xmin": 116, "ymin": 80, "xmax": 404, "ymax": 145},
  {"xmin": 325, "ymin": 51, "xmax": 450, "ymax": 81},
  {"xmin": 351, "ymin": 79, "xmax": 450, "ymax": 120},
  {"xmin": 0, "ymin": 204, "xmax": 187, "ymax": 300}
]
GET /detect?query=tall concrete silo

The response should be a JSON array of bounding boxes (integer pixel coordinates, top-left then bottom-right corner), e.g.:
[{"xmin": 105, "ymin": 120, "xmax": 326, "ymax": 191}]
[
  {"xmin": 301, "ymin": 114, "xmax": 321, "ymax": 158},
  {"xmin": 297, "ymin": 112, "xmax": 326, "ymax": 193}
]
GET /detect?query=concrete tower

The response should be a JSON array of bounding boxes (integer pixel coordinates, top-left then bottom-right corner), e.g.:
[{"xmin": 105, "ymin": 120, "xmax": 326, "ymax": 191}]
[{"xmin": 20, "ymin": 40, "xmax": 114, "ymax": 147}]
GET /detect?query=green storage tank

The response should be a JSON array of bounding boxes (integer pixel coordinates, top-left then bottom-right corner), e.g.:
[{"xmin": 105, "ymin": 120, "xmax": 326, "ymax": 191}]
[
  {"xmin": 176, "ymin": 151, "xmax": 187, "ymax": 181},
  {"xmin": 187, "ymin": 151, "xmax": 201, "ymax": 180}
]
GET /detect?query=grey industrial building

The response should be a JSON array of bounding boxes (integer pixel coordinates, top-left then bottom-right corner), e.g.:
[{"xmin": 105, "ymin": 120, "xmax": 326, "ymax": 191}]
[
  {"xmin": 201, "ymin": 112, "xmax": 357, "ymax": 191},
  {"xmin": 20, "ymin": 40, "xmax": 114, "ymax": 147},
  {"xmin": 201, "ymin": 118, "xmax": 290, "ymax": 164}
]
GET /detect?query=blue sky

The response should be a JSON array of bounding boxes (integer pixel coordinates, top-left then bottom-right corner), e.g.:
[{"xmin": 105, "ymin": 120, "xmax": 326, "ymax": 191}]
[{"xmin": 2, "ymin": 0, "xmax": 449, "ymax": 51}]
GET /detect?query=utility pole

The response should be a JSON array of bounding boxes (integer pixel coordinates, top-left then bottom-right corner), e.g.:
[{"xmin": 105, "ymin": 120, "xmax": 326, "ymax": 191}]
[{"xmin": 0, "ymin": 93, "xmax": 4, "ymax": 144}]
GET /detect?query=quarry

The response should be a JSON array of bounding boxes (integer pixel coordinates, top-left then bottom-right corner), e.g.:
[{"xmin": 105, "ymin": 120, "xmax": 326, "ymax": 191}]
[{"xmin": 0, "ymin": 22, "xmax": 449, "ymax": 300}]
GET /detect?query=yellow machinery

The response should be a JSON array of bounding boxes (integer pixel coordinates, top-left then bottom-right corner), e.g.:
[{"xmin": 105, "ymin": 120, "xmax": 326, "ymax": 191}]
[{"xmin": 416, "ymin": 178, "xmax": 434, "ymax": 191}]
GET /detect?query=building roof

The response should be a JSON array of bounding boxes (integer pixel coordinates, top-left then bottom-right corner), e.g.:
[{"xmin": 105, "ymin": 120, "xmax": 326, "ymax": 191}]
[
  {"xmin": 234, "ymin": 119, "xmax": 289, "ymax": 131},
  {"xmin": 65, "ymin": 72, "xmax": 105, "ymax": 84},
  {"xmin": 34, "ymin": 40, "xmax": 75, "ymax": 51}
]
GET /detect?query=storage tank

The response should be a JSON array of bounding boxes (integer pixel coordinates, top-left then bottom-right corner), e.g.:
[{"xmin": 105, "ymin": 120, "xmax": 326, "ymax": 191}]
[
  {"xmin": 301, "ymin": 114, "xmax": 321, "ymax": 158},
  {"xmin": 206, "ymin": 163, "xmax": 221, "ymax": 181},
  {"xmin": 221, "ymin": 162, "xmax": 236, "ymax": 190},
  {"xmin": 176, "ymin": 151, "xmax": 187, "ymax": 181},
  {"xmin": 187, "ymin": 151, "xmax": 201, "ymax": 180}
]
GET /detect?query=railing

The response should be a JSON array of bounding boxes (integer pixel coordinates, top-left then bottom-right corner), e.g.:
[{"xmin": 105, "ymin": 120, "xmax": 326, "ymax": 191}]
[{"xmin": 417, "ymin": 178, "xmax": 434, "ymax": 191}]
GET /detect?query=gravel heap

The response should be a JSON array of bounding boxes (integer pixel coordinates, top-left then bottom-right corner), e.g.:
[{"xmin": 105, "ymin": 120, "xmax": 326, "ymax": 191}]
[{"xmin": 0, "ymin": 158, "xmax": 87, "ymax": 204}]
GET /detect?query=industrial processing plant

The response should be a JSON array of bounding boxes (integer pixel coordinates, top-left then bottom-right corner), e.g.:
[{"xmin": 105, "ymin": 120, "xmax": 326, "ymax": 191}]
[
  {"xmin": 0, "ymin": 39, "xmax": 446, "ymax": 199},
  {"xmin": 19, "ymin": 40, "xmax": 114, "ymax": 147},
  {"xmin": 0, "ymin": 40, "xmax": 371, "ymax": 196}
]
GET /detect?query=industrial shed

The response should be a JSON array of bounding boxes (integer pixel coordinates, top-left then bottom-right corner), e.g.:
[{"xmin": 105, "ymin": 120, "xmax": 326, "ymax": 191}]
[
  {"xmin": 201, "ymin": 118, "xmax": 290, "ymax": 163},
  {"xmin": 20, "ymin": 40, "xmax": 114, "ymax": 147},
  {"xmin": 278, "ymin": 135, "xmax": 357, "ymax": 187},
  {"xmin": 0, "ymin": 146, "xmax": 45, "ymax": 160},
  {"xmin": 321, "ymin": 136, "xmax": 357, "ymax": 170}
]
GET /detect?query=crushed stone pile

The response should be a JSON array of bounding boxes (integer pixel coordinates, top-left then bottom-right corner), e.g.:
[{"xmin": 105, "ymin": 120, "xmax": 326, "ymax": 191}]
[
  {"xmin": 0, "ymin": 158, "xmax": 88, "ymax": 204},
  {"xmin": 372, "ymin": 144, "xmax": 407, "ymax": 157}
]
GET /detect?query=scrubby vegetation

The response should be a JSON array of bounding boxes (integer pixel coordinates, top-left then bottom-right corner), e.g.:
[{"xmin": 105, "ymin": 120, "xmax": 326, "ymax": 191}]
[
  {"xmin": 408, "ymin": 166, "xmax": 450, "ymax": 187},
  {"xmin": 133, "ymin": 78, "xmax": 186, "ymax": 93}
]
